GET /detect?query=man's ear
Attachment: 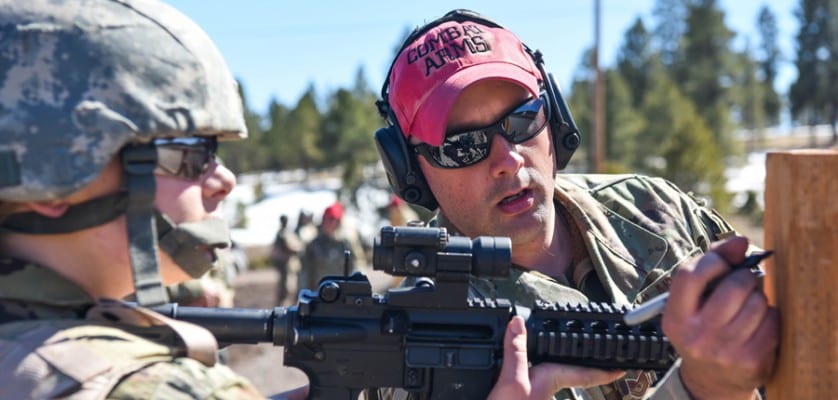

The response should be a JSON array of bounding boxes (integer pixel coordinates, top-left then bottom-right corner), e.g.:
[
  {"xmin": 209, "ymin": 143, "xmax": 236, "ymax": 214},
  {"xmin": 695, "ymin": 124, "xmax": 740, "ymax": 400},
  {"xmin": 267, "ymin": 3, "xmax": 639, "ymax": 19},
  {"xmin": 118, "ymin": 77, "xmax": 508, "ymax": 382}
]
[{"xmin": 26, "ymin": 201, "xmax": 70, "ymax": 218}]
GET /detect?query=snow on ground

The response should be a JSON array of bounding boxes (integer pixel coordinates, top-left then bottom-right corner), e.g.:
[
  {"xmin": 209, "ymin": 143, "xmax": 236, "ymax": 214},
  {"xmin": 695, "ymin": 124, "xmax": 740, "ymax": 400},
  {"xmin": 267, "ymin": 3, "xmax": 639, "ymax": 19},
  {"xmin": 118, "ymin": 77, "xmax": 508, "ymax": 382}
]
[
  {"xmin": 222, "ymin": 170, "xmax": 392, "ymax": 251},
  {"xmin": 725, "ymin": 152, "xmax": 767, "ymax": 209}
]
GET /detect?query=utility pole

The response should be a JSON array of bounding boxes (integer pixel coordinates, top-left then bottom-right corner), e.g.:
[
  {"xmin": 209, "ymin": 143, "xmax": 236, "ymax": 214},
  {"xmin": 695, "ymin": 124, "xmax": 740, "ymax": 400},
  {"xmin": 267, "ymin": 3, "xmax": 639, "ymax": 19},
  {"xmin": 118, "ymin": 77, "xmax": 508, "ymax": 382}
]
[{"xmin": 592, "ymin": 0, "xmax": 606, "ymax": 172}]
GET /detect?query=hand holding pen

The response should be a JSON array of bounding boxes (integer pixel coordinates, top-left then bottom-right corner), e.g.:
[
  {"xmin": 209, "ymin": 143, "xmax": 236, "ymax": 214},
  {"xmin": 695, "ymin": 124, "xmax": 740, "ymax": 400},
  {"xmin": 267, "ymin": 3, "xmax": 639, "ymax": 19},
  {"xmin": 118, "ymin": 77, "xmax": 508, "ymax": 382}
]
[{"xmin": 624, "ymin": 250, "xmax": 773, "ymax": 325}]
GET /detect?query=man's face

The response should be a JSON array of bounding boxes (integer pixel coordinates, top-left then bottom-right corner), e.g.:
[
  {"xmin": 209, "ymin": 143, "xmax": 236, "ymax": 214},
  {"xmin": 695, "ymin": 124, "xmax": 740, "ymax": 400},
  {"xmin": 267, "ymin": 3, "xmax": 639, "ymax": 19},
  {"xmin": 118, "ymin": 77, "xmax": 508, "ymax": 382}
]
[
  {"xmin": 321, "ymin": 215, "xmax": 340, "ymax": 236},
  {"xmin": 155, "ymin": 158, "xmax": 235, "ymax": 225},
  {"xmin": 417, "ymin": 80, "xmax": 556, "ymax": 248}
]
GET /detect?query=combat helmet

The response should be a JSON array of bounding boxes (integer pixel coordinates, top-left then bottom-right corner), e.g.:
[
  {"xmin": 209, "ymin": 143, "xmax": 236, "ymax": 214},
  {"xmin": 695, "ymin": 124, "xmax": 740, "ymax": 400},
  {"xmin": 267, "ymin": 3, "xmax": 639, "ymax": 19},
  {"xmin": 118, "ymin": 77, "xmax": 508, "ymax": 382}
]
[{"xmin": 0, "ymin": 0, "xmax": 247, "ymax": 305}]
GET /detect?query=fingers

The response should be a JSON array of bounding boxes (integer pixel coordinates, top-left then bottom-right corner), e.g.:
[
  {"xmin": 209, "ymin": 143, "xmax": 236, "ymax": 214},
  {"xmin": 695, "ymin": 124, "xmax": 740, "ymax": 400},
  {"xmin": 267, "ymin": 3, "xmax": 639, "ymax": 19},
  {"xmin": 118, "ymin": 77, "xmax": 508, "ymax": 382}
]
[
  {"xmin": 530, "ymin": 364, "xmax": 624, "ymax": 399},
  {"xmin": 664, "ymin": 236, "xmax": 751, "ymax": 330},
  {"xmin": 489, "ymin": 316, "xmax": 624, "ymax": 400},
  {"xmin": 497, "ymin": 315, "xmax": 530, "ymax": 391},
  {"xmin": 699, "ymin": 268, "xmax": 762, "ymax": 329},
  {"xmin": 708, "ymin": 235, "xmax": 749, "ymax": 265}
]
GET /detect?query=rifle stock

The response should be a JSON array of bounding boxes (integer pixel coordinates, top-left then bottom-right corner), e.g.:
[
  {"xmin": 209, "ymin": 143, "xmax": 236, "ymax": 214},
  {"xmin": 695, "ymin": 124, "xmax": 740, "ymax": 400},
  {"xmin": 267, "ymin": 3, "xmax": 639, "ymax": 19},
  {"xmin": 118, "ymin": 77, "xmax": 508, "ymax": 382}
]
[{"xmin": 153, "ymin": 226, "xmax": 675, "ymax": 399}]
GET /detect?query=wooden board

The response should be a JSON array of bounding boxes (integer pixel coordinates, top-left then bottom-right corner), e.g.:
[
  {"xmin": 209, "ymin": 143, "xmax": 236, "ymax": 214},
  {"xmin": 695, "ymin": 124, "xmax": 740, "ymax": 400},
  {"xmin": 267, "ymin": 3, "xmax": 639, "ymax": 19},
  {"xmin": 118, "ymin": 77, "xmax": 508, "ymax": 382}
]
[{"xmin": 764, "ymin": 149, "xmax": 838, "ymax": 398}]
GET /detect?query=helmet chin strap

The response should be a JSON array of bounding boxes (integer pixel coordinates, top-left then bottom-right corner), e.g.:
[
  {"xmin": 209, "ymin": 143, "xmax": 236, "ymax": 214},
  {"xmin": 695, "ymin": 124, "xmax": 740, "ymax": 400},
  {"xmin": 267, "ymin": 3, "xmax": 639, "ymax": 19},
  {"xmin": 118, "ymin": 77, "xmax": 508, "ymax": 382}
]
[
  {"xmin": 121, "ymin": 143, "xmax": 169, "ymax": 307},
  {"xmin": 0, "ymin": 192, "xmax": 128, "ymax": 234}
]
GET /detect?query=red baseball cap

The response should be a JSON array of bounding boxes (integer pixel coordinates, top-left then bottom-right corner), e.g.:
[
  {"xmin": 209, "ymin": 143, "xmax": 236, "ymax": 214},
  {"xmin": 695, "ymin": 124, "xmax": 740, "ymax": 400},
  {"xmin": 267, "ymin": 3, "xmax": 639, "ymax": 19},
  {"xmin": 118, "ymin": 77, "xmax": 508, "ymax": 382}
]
[
  {"xmin": 387, "ymin": 17, "xmax": 542, "ymax": 146},
  {"xmin": 322, "ymin": 202, "xmax": 344, "ymax": 221}
]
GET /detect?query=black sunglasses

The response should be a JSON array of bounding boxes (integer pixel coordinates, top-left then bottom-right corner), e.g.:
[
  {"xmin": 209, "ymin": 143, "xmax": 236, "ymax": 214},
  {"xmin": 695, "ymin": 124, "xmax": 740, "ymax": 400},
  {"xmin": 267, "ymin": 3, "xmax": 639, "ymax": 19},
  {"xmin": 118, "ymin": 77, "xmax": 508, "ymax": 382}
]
[
  {"xmin": 153, "ymin": 137, "xmax": 218, "ymax": 180},
  {"xmin": 413, "ymin": 94, "xmax": 550, "ymax": 168}
]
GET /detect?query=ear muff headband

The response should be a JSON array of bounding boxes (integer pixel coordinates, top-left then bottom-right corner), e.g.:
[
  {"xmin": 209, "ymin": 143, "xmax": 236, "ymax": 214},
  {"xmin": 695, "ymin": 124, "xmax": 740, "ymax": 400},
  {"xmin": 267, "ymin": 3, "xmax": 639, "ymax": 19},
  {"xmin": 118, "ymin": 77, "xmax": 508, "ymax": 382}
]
[{"xmin": 374, "ymin": 9, "xmax": 579, "ymax": 211}]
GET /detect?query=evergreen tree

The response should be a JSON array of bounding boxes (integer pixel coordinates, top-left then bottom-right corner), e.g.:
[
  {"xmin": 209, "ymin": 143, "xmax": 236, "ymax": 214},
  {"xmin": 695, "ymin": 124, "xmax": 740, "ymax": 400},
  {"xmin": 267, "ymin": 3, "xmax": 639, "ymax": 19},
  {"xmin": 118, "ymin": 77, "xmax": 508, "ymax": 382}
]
[
  {"xmin": 567, "ymin": 47, "xmax": 595, "ymax": 170},
  {"xmin": 640, "ymin": 68, "xmax": 729, "ymax": 210},
  {"xmin": 652, "ymin": 0, "xmax": 689, "ymax": 70},
  {"xmin": 567, "ymin": 80, "xmax": 592, "ymax": 171},
  {"xmin": 790, "ymin": 0, "xmax": 838, "ymax": 144},
  {"xmin": 734, "ymin": 40, "xmax": 767, "ymax": 151},
  {"xmin": 320, "ymin": 67, "xmax": 381, "ymax": 199},
  {"xmin": 674, "ymin": 0, "xmax": 738, "ymax": 156},
  {"xmin": 756, "ymin": 5, "xmax": 783, "ymax": 126},
  {"xmin": 263, "ymin": 99, "xmax": 292, "ymax": 170},
  {"xmin": 284, "ymin": 85, "xmax": 323, "ymax": 173},
  {"xmin": 603, "ymin": 70, "xmax": 645, "ymax": 172},
  {"xmin": 617, "ymin": 18, "xmax": 654, "ymax": 107}
]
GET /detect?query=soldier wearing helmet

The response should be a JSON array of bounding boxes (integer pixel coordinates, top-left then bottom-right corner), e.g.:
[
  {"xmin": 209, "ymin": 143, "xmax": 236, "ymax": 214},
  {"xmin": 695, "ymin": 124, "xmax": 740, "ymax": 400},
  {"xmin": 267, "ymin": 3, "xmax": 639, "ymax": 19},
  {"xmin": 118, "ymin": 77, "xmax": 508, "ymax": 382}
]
[{"xmin": 0, "ymin": 0, "xmax": 305, "ymax": 398}]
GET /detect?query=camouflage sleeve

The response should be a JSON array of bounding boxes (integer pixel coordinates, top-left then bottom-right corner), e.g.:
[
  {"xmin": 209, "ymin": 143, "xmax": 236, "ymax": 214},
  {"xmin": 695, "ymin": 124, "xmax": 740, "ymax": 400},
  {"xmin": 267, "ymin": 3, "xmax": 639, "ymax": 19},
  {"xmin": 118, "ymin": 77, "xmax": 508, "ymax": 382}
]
[
  {"xmin": 643, "ymin": 359, "xmax": 762, "ymax": 400},
  {"xmin": 642, "ymin": 358, "xmax": 692, "ymax": 399},
  {"xmin": 108, "ymin": 357, "xmax": 265, "ymax": 399}
]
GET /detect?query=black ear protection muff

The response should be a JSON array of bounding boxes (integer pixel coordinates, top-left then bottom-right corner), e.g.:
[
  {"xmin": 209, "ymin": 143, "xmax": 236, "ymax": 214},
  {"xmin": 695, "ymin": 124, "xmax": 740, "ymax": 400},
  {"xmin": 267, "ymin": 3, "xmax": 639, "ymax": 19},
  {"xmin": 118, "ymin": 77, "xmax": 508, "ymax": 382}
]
[{"xmin": 374, "ymin": 9, "xmax": 580, "ymax": 211}]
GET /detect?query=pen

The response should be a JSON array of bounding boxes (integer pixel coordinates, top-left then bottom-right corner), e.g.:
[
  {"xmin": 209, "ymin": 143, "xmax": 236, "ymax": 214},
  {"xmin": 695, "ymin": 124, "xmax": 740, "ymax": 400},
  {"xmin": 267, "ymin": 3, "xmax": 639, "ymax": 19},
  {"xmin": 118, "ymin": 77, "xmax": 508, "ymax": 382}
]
[{"xmin": 623, "ymin": 250, "xmax": 773, "ymax": 326}]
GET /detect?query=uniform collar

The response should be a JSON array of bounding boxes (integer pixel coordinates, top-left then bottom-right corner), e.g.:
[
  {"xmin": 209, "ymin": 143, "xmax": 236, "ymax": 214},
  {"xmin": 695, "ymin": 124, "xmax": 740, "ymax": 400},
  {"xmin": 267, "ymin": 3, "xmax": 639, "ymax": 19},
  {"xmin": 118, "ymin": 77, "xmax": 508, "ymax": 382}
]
[{"xmin": 0, "ymin": 257, "xmax": 95, "ymax": 314}]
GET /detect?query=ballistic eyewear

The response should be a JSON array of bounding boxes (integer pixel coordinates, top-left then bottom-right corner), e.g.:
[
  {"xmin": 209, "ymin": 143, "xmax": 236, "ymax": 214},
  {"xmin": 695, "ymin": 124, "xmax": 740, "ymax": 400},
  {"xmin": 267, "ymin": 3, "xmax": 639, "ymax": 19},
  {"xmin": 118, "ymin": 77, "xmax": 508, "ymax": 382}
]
[
  {"xmin": 413, "ymin": 94, "xmax": 549, "ymax": 168},
  {"xmin": 153, "ymin": 137, "xmax": 218, "ymax": 181}
]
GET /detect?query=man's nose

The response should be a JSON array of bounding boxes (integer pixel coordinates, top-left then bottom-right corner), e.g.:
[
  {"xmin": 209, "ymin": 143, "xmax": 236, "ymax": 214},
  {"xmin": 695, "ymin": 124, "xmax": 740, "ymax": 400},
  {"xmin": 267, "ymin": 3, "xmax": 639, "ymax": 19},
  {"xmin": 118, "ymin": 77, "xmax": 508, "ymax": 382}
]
[{"xmin": 487, "ymin": 135, "xmax": 525, "ymax": 177}]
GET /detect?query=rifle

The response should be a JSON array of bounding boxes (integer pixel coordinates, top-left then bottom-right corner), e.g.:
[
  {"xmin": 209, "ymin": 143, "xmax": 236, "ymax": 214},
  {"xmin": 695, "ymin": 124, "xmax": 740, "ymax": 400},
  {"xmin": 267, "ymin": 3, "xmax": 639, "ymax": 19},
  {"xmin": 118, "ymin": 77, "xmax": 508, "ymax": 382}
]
[{"xmin": 152, "ymin": 226, "xmax": 676, "ymax": 399}]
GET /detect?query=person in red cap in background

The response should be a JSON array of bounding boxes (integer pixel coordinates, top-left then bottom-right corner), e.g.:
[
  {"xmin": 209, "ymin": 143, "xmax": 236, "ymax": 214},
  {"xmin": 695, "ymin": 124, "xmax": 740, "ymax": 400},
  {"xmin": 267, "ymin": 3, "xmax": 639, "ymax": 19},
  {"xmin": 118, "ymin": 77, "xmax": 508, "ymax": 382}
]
[
  {"xmin": 385, "ymin": 194, "xmax": 421, "ymax": 228},
  {"xmin": 300, "ymin": 201, "xmax": 367, "ymax": 292},
  {"xmin": 372, "ymin": 9, "xmax": 777, "ymax": 400}
]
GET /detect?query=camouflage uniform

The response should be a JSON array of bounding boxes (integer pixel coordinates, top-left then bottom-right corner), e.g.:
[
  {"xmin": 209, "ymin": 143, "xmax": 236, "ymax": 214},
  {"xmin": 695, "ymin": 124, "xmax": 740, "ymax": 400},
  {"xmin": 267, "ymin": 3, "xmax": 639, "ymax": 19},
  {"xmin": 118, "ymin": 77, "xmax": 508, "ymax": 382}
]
[
  {"xmin": 0, "ymin": 258, "xmax": 263, "ymax": 399},
  {"xmin": 369, "ymin": 173, "xmax": 738, "ymax": 400},
  {"xmin": 437, "ymin": 174, "xmax": 740, "ymax": 400}
]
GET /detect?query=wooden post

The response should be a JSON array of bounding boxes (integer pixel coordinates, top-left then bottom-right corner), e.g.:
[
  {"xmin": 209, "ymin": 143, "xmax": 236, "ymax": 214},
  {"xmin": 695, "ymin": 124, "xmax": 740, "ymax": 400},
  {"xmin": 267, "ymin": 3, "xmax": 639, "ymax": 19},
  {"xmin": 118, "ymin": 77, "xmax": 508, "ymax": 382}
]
[{"xmin": 764, "ymin": 149, "xmax": 838, "ymax": 399}]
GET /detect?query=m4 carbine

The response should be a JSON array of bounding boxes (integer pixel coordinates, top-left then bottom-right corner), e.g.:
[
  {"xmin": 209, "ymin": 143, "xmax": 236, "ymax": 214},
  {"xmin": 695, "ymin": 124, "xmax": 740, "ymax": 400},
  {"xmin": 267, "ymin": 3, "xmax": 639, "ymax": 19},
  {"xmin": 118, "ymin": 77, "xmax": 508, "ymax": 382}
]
[{"xmin": 153, "ymin": 226, "xmax": 675, "ymax": 399}]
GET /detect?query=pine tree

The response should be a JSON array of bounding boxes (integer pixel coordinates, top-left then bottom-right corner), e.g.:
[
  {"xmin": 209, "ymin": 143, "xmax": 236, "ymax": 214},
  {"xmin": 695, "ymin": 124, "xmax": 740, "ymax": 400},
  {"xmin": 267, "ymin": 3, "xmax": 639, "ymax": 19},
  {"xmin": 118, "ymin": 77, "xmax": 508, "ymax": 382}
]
[
  {"xmin": 617, "ymin": 18, "xmax": 653, "ymax": 107},
  {"xmin": 263, "ymin": 99, "xmax": 292, "ymax": 170},
  {"xmin": 756, "ymin": 5, "xmax": 782, "ymax": 126},
  {"xmin": 790, "ymin": 0, "xmax": 838, "ymax": 145},
  {"xmin": 567, "ymin": 47, "xmax": 595, "ymax": 170},
  {"xmin": 320, "ymin": 67, "xmax": 381, "ymax": 199},
  {"xmin": 285, "ymin": 85, "xmax": 323, "ymax": 173},
  {"xmin": 736, "ymin": 40, "xmax": 766, "ymax": 150},
  {"xmin": 640, "ymin": 68, "xmax": 729, "ymax": 210},
  {"xmin": 674, "ymin": 0, "xmax": 738, "ymax": 156},
  {"xmin": 652, "ymin": 0, "xmax": 689, "ymax": 70},
  {"xmin": 603, "ymin": 70, "xmax": 644, "ymax": 172}
]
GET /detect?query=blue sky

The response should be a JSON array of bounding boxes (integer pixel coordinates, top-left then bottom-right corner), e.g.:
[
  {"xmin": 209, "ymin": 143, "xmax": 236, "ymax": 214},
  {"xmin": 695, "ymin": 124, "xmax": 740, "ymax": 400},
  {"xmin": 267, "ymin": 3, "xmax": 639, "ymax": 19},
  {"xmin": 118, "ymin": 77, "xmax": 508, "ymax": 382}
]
[{"xmin": 167, "ymin": 1, "xmax": 800, "ymax": 114}]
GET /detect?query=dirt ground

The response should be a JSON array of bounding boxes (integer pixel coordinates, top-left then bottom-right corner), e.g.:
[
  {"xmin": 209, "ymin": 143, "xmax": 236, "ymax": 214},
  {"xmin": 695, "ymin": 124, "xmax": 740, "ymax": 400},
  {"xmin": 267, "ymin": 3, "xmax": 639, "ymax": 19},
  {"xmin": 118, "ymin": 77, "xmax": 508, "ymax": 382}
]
[{"xmin": 225, "ymin": 215, "xmax": 765, "ymax": 396}]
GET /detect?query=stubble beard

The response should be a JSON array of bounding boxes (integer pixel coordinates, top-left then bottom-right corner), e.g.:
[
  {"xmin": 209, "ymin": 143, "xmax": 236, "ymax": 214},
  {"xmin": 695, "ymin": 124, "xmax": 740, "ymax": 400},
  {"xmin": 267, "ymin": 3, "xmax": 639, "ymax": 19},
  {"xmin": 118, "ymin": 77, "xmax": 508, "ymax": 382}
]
[{"xmin": 488, "ymin": 168, "xmax": 554, "ymax": 248}]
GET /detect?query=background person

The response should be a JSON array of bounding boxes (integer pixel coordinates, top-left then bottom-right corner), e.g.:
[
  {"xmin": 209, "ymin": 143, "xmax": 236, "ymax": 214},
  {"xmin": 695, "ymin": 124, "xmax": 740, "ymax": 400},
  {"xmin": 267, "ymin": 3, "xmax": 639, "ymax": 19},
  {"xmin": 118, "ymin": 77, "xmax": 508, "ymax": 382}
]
[
  {"xmin": 300, "ymin": 201, "xmax": 366, "ymax": 291},
  {"xmin": 270, "ymin": 214, "xmax": 303, "ymax": 304}
]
